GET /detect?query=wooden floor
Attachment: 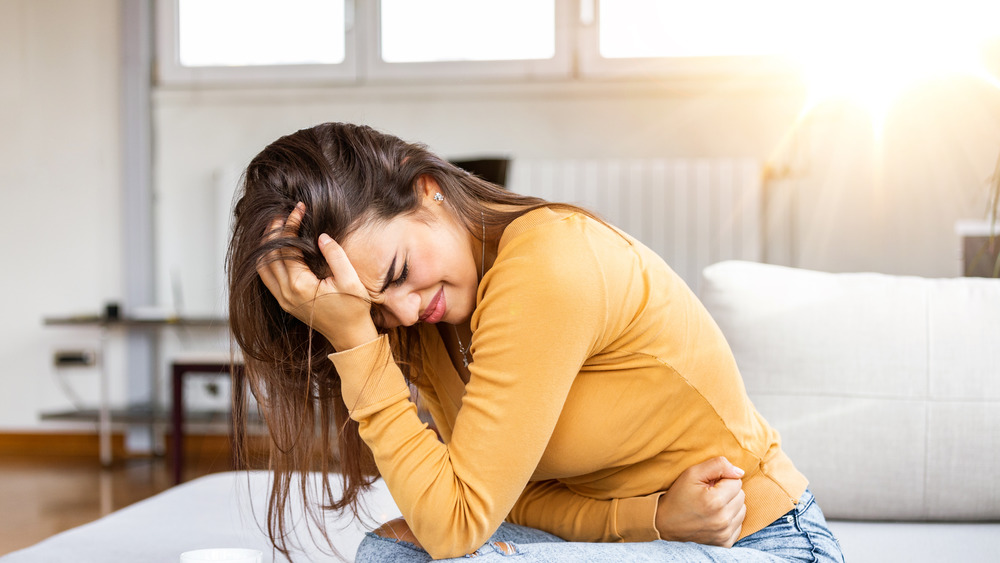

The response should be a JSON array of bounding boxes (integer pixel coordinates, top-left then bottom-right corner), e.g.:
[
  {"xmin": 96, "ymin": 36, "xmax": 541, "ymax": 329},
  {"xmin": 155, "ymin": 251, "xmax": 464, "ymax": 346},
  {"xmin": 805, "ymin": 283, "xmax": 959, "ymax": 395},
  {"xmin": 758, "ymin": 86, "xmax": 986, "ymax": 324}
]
[{"xmin": 0, "ymin": 438, "xmax": 233, "ymax": 556}]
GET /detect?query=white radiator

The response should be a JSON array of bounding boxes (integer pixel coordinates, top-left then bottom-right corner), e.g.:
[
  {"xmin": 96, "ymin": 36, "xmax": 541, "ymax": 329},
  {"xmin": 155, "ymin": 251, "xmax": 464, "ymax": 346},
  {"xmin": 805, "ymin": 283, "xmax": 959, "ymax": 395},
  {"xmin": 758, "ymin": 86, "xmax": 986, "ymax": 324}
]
[{"xmin": 507, "ymin": 158, "xmax": 762, "ymax": 291}]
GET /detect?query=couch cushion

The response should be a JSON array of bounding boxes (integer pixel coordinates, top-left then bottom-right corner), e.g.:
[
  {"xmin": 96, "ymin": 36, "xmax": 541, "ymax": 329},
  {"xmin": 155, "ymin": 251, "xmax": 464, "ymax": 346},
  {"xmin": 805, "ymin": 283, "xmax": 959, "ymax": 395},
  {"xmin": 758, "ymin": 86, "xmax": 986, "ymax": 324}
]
[
  {"xmin": 699, "ymin": 261, "xmax": 1000, "ymax": 521},
  {"xmin": 827, "ymin": 520, "xmax": 1000, "ymax": 563}
]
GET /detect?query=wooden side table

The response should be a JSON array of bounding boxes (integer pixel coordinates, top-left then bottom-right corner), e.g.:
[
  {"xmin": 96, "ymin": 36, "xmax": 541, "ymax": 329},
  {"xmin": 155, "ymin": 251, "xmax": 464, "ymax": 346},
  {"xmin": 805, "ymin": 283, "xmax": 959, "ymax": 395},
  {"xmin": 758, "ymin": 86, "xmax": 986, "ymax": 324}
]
[{"xmin": 170, "ymin": 356, "xmax": 244, "ymax": 484}]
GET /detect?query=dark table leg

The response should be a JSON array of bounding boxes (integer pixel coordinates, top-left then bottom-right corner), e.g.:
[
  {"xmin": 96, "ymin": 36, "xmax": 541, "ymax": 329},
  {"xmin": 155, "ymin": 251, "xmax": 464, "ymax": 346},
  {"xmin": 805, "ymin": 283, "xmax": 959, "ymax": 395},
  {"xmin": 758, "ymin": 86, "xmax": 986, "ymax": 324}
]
[
  {"xmin": 171, "ymin": 362, "xmax": 244, "ymax": 485},
  {"xmin": 171, "ymin": 363, "xmax": 184, "ymax": 485}
]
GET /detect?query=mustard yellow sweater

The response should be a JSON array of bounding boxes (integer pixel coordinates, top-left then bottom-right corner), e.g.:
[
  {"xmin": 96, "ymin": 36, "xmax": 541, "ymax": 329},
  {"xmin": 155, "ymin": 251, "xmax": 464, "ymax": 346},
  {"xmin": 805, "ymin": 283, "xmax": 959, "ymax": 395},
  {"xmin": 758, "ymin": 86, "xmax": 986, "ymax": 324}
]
[{"xmin": 330, "ymin": 208, "xmax": 807, "ymax": 560}]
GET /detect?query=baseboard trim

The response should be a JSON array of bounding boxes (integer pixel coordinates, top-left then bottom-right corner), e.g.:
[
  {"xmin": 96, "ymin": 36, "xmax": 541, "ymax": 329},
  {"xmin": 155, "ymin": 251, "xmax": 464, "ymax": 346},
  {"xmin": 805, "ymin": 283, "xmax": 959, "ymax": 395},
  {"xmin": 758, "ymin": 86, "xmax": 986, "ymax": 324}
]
[
  {"xmin": 0, "ymin": 431, "xmax": 234, "ymax": 459},
  {"xmin": 0, "ymin": 431, "xmax": 128, "ymax": 457}
]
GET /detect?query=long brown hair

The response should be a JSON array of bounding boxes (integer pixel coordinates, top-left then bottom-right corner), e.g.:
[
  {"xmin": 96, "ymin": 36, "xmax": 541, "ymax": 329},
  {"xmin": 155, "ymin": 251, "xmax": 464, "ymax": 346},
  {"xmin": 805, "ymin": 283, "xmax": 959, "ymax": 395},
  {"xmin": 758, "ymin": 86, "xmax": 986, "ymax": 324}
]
[{"xmin": 226, "ymin": 122, "xmax": 595, "ymax": 558}]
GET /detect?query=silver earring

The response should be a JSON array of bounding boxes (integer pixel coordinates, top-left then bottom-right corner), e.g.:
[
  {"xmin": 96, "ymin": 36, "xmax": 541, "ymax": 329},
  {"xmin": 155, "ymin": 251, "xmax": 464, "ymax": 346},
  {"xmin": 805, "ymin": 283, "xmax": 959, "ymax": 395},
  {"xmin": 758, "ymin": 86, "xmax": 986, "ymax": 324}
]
[{"xmin": 433, "ymin": 192, "xmax": 444, "ymax": 202}]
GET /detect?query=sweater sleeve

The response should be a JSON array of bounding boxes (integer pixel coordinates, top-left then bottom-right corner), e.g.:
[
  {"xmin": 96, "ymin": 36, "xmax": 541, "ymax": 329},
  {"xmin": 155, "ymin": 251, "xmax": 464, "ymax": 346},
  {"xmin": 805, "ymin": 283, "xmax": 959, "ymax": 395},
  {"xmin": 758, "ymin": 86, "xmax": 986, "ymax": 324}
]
[
  {"xmin": 328, "ymin": 214, "xmax": 615, "ymax": 559},
  {"xmin": 411, "ymin": 343, "xmax": 661, "ymax": 542},
  {"xmin": 509, "ymin": 480, "xmax": 663, "ymax": 542}
]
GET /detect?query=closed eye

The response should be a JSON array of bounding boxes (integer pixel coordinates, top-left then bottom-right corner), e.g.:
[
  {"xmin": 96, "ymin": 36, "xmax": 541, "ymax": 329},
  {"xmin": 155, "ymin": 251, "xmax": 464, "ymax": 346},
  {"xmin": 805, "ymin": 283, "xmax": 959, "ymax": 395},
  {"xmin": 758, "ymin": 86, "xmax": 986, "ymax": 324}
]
[{"xmin": 392, "ymin": 261, "xmax": 408, "ymax": 287}]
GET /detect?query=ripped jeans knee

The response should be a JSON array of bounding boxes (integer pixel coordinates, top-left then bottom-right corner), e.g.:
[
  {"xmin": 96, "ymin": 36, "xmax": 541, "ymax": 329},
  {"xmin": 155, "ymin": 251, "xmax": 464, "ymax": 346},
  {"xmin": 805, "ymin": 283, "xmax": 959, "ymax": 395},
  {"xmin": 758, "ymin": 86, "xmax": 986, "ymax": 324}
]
[
  {"xmin": 357, "ymin": 532, "xmax": 525, "ymax": 562},
  {"xmin": 356, "ymin": 521, "xmax": 562, "ymax": 562}
]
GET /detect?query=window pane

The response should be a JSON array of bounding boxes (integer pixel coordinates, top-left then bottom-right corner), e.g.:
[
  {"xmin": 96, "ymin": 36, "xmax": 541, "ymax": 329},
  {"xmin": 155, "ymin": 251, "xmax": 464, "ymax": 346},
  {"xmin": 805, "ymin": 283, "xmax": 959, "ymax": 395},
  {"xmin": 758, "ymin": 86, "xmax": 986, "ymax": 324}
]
[
  {"xmin": 600, "ymin": 0, "xmax": 803, "ymax": 59},
  {"xmin": 380, "ymin": 0, "xmax": 555, "ymax": 63},
  {"xmin": 178, "ymin": 0, "xmax": 344, "ymax": 67}
]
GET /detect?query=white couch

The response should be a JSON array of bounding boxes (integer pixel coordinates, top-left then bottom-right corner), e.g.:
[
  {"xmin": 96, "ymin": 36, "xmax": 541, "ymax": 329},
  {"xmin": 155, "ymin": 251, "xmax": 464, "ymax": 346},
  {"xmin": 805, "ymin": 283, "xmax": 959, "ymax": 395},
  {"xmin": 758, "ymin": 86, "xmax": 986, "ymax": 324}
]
[
  {"xmin": 700, "ymin": 261, "xmax": 1000, "ymax": 562},
  {"xmin": 6, "ymin": 261, "xmax": 998, "ymax": 562}
]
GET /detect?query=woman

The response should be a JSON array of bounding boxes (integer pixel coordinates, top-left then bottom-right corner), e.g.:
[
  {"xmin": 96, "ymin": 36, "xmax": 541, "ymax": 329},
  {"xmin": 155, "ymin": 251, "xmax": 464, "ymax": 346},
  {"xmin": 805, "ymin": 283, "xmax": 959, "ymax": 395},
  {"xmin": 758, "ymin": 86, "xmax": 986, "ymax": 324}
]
[{"xmin": 227, "ymin": 122, "xmax": 843, "ymax": 562}]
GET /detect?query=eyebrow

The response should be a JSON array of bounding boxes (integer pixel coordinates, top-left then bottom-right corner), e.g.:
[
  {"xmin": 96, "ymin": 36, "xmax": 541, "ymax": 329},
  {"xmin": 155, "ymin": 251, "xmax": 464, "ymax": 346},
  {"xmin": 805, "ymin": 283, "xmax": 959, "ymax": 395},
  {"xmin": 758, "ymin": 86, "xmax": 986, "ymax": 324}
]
[{"xmin": 377, "ymin": 256, "xmax": 397, "ymax": 294}]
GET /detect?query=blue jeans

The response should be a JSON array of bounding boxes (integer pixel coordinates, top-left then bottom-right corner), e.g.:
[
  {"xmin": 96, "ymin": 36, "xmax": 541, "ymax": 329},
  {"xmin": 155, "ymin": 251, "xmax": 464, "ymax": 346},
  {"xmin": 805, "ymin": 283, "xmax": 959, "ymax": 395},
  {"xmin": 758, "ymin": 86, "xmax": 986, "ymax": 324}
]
[{"xmin": 355, "ymin": 490, "xmax": 844, "ymax": 562}]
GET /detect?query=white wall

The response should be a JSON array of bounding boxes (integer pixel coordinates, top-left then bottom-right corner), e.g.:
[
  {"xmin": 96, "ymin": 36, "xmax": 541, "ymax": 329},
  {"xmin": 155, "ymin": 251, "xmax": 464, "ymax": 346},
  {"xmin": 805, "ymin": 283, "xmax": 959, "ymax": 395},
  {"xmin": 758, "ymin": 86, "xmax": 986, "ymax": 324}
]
[
  {"xmin": 0, "ymin": 0, "xmax": 124, "ymax": 429},
  {"xmin": 152, "ymin": 81, "xmax": 808, "ymax": 316},
  {"xmin": 767, "ymin": 80, "xmax": 1000, "ymax": 275},
  {"xmin": 153, "ymin": 78, "xmax": 1000, "ymax": 319}
]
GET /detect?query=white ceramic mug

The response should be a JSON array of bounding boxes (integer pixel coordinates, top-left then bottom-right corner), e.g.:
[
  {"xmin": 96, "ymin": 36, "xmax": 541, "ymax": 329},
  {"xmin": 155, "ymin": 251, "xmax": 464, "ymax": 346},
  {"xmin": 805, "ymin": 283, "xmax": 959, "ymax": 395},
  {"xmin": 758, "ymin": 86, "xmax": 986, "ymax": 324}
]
[{"xmin": 179, "ymin": 548, "xmax": 263, "ymax": 563}]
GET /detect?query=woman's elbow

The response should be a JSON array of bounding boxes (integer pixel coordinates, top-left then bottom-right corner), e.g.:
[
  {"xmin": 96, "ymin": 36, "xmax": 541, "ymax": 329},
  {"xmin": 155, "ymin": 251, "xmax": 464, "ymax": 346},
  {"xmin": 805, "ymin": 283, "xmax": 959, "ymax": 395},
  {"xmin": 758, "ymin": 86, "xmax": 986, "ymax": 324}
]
[{"xmin": 375, "ymin": 517, "xmax": 491, "ymax": 560}]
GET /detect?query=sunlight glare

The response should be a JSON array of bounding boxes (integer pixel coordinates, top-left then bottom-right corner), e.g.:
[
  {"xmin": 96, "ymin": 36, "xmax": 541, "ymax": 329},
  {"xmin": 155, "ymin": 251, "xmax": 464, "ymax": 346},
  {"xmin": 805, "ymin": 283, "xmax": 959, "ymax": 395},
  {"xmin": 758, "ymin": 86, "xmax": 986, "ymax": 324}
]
[{"xmin": 793, "ymin": 0, "xmax": 1000, "ymax": 122}]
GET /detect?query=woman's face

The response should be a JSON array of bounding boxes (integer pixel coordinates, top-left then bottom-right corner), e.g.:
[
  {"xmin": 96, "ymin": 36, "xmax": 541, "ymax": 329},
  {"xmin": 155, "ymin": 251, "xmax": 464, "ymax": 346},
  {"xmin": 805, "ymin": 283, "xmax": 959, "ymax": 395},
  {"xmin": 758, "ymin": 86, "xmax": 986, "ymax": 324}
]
[{"xmin": 340, "ymin": 179, "xmax": 480, "ymax": 329}]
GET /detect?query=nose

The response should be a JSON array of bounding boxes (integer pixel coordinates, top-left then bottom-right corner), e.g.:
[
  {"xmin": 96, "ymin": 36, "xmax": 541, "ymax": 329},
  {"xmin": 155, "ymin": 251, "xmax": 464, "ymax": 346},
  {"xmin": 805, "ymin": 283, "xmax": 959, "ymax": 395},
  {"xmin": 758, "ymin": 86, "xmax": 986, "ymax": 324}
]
[{"xmin": 380, "ymin": 287, "xmax": 422, "ymax": 328}]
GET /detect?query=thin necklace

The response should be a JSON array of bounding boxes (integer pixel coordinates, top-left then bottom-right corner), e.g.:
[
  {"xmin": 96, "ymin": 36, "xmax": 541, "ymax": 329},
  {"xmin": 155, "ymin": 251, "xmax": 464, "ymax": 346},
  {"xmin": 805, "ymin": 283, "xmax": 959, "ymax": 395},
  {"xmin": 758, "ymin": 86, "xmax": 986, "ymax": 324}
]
[
  {"xmin": 454, "ymin": 325, "xmax": 470, "ymax": 368},
  {"xmin": 454, "ymin": 213, "xmax": 485, "ymax": 368}
]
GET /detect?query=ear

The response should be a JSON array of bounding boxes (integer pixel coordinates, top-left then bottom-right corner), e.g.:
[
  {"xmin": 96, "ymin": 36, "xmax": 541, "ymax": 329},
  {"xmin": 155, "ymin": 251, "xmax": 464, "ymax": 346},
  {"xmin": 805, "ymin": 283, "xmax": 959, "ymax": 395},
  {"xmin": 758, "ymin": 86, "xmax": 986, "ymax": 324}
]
[{"xmin": 417, "ymin": 174, "xmax": 444, "ymax": 206}]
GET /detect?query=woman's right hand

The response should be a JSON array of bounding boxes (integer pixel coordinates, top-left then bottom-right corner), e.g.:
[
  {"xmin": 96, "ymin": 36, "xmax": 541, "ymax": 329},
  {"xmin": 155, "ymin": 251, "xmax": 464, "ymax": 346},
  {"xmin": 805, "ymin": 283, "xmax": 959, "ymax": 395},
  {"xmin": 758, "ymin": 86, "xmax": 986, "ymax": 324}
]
[
  {"xmin": 654, "ymin": 456, "xmax": 747, "ymax": 547},
  {"xmin": 256, "ymin": 202, "xmax": 379, "ymax": 351}
]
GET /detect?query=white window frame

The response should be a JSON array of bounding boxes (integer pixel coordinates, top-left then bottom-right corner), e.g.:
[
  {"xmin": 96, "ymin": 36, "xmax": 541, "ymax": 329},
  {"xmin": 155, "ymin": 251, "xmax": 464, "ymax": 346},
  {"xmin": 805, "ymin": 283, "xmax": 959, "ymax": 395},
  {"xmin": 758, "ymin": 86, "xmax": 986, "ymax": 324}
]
[
  {"xmin": 154, "ymin": 0, "xmax": 805, "ymax": 87},
  {"xmin": 154, "ymin": 0, "xmax": 359, "ymax": 86},
  {"xmin": 576, "ymin": 0, "xmax": 799, "ymax": 80},
  {"xmin": 361, "ymin": 0, "xmax": 574, "ymax": 82}
]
